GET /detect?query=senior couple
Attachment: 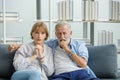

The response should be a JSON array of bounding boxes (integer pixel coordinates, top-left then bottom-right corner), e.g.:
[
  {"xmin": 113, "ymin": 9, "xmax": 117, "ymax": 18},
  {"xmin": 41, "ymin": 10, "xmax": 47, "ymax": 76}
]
[{"xmin": 10, "ymin": 21, "xmax": 100, "ymax": 80}]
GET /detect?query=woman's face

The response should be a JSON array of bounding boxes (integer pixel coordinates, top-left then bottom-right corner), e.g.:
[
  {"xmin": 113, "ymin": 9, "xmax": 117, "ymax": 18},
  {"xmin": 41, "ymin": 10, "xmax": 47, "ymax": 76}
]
[{"xmin": 32, "ymin": 27, "xmax": 47, "ymax": 45}]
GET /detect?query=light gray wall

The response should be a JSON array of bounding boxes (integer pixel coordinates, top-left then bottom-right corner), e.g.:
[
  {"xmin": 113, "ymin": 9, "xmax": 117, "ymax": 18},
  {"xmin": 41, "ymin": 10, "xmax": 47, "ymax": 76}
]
[
  {"xmin": 94, "ymin": 0, "xmax": 120, "ymax": 46},
  {"xmin": 0, "ymin": 0, "xmax": 120, "ymax": 68},
  {"xmin": 0, "ymin": 0, "xmax": 36, "ymax": 43},
  {"xmin": 94, "ymin": 23, "xmax": 120, "ymax": 46},
  {"xmin": 40, "ymin": 0, "xmax": 84, "ymax": 39},
  {"xmin": 0, "ymin": 0, "xmax": 120, "ymax": 46}
]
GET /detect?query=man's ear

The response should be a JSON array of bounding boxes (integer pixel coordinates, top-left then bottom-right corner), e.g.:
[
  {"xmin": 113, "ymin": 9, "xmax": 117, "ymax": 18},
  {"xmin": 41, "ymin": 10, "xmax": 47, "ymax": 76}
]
[{"xmin": 55, "ymin": 32, "xmax": 57, "ymax": 36}]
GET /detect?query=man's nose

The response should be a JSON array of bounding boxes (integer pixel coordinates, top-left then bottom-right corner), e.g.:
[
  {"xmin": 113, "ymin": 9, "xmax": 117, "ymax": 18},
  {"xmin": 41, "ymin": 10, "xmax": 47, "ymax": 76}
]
[{"xmin": 60, "ymin": 34, "xmax": 64, "ymax": 38}]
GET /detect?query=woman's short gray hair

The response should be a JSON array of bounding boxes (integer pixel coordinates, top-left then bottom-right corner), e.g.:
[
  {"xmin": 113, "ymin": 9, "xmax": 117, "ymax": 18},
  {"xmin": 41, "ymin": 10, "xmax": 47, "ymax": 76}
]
[{"xmin": 55, "ymin": 21, "xmax": 71, "ymax": 30}]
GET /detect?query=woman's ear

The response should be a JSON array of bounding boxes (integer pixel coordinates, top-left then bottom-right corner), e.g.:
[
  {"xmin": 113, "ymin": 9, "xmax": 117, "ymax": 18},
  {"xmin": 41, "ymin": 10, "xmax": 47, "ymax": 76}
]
[
  {"xmin": 70, "ymin": 31, "xmax": 72, "ymax": 35},
  {"xmin": 31, "ymin": 33, "xmax": 34, "ymax": 39}
]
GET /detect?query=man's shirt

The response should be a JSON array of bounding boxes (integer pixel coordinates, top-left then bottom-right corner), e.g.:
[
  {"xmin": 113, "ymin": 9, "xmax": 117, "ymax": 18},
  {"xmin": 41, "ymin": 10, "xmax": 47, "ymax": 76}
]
[
  {"xmin": 46, "ymin": 38, "xmax": 88, "ymax": 61},
  {"xmin": 45, "ymin": 38, "xmax": 96, "ymax": 77}
]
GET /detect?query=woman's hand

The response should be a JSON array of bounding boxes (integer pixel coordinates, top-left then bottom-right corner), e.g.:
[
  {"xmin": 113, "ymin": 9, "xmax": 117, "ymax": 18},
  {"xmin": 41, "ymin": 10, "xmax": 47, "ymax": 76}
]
[{"xmin": 34, "ymin": 45, "xmax": 44, "ymax": 62}]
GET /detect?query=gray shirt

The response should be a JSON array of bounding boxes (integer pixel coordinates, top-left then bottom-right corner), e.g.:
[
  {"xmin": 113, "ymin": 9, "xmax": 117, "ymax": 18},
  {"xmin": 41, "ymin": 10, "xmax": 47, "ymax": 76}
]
[
  {"xmin": 13, "ymin": 42, "xmax": 54, "ymax": 80},
  {"xmin": 54, "ymin": 46, "xmax": 82, "ymax": 75}
]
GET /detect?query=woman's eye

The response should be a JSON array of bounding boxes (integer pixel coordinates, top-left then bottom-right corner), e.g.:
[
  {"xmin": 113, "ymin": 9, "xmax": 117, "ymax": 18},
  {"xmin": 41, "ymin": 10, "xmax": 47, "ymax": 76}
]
[
  {"xmin": 42, "ymin": 32, "xmax": 45, "ymax": 34},
  {"xmin": 35, "ymin": 32, "xmax": 39, "ymax": 34}
]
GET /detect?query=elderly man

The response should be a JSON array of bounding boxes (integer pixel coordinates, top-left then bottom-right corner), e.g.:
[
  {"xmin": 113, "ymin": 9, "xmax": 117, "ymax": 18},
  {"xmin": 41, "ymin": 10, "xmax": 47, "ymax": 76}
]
[{"xmin": 9, "ymin": 21, "xmax": 99, "ymax": 80}]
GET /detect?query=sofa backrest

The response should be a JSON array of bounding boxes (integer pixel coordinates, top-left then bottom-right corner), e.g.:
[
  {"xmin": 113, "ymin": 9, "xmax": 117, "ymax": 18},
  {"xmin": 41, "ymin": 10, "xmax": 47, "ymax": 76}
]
[
  {"xmin": 0, "ymin": 44, "xmax": 15, "ymax": 79},
  {"xmin": 87, "ymin": 44, "xmax": 118, "ymax": 78},
  {"xmin": 0, "ymin": 44, "xmax": 119, "ymax": 79}
]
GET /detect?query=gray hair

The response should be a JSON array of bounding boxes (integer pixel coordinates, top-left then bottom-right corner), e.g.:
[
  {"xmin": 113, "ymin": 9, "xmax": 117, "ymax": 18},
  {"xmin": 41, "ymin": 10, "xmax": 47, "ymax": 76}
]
[{"xmin": 55, "ymin": 21, "xmax": 71, "ymax": 30}]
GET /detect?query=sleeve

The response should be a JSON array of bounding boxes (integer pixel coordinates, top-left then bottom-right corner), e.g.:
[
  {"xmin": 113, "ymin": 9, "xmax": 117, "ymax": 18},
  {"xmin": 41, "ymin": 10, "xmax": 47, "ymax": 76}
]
[
  {"xmin": 41, "ymin": 47, "xmax": 54, "ymax": 76},
  {"xmin": 45, "ymin": 39, "xmax": 57, "ymax": 49},
  {"xmin": 13, "ymin": 45, "xmax": 31, "ymax": 71},
  {"xmin": 45, "ymin": 39, "xmax": 54, "ymax": 48},
  {"xmin": 77, "ymin": 42, "xmax": 89, "ymax": 61}
]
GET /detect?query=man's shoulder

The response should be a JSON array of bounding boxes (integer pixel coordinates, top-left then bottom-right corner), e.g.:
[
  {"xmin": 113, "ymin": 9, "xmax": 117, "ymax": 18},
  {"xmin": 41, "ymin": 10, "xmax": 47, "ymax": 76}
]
[
  {"xmin": 71, "ymin": 38, "xmax": 85, "ymax": 45},
  {"xmin": 44, "ymin": 44, "xmax": 52, "ymax": 50},
  {"xmin": 45, "ymin": 39, "xmax": 58, "ymax": 48},
  {"xmin": 48, "ymin": 38, "xmax": 57, "ymax": 42},
  {"xmin": 46, "ymin": 39, "xmax": 58, "ymax": 44}
]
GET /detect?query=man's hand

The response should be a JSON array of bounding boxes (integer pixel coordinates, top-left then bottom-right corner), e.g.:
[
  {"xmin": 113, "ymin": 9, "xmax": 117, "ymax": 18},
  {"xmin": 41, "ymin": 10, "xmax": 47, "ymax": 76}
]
[
  {"xmin": 8, "ymin": 44, "xmax": 21, "ymax": 52},
  {"xmin": 60, "ymin": 39, "xmax": 87, "ymax": 68},
  {"xmin": 59, "ymin": 39, "xmax": 71, "ymax": 54},
  {"xmin": 60, "ymin": 39, "xmax": 68, "ymax": 49}
]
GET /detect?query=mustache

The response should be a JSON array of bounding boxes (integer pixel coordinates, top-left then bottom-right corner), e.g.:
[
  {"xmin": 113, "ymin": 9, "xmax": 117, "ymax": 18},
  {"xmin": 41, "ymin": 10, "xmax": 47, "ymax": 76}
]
[{"xmin": 60, "ymin": 39, "xmax": 66, "ymax": 42}]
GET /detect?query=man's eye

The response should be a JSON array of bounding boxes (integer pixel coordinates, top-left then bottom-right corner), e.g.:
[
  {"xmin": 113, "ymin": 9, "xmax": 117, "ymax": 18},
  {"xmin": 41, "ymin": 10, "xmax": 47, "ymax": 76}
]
[{"xmin": 63, "ymin": 33, "xmax": 67, "ymax": 35}]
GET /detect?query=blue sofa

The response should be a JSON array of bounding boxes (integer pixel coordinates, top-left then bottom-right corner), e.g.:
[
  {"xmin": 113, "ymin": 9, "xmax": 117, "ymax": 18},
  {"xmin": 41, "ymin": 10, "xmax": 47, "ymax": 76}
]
[
  {"xmin": 0, "ymin": 44, "xmax": 120, "ymax": 80},
  {"xmin": 87, "ymin": 44, "xmax": 120, "ymax": 80}
]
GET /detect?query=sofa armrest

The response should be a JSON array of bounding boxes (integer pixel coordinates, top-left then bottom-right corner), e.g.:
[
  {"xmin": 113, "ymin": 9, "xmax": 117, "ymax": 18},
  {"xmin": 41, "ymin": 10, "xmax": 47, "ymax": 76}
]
[
  {"xmin": 0, "ymin": 44, "xmax": 15, "ymax": 79},
  {"xmin": 87, "ymin": 44, "xmax": 119, "ymax": 78}
]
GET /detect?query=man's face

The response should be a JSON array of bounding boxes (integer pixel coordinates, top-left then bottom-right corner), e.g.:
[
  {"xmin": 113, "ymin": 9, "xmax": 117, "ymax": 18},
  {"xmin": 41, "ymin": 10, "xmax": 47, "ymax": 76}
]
[{"xmin": 55, "ymin": 25, "xmax": 72, "ymax": 43}]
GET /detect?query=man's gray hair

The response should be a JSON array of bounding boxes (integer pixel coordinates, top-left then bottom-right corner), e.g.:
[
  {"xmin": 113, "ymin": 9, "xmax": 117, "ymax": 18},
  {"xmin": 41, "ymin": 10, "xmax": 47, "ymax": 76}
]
[{"xmin": 55, "ymin": 21, "xmax": 71, "ymax": 30}]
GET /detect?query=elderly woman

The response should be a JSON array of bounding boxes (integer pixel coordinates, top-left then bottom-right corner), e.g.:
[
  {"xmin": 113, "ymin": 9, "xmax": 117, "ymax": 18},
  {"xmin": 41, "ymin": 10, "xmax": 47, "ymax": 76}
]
[{"xmin": 11, "ymin": 21, "xmax": 54, "ymax": 80}]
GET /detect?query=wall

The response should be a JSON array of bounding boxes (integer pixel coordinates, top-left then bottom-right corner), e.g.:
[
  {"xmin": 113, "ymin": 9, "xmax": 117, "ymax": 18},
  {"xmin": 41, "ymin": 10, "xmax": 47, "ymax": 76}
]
[
  {"xmin": 0, "ymin": 0, "xmax": 120, "ymax": 46},
  {"xmin": 94, "ymin": 0, "xmax": 120, "ymax": 46},
  {"xmin": 40, "ymin": 0, "xmax": 84, "ymax": 39},
  {"xmin": 40, "ymin": 0, "xmax": 120, "ymax": 47},
  {"xmin": 94, "ymin": 23, "xmax": 120, "ymax": 46},
  {"xmin": 0, "ymin": 0, "xmax": 36, "ymax": 43},
  {"xmin": 0, "ymin": 0, "xmax": 120, "ymax": 69}
]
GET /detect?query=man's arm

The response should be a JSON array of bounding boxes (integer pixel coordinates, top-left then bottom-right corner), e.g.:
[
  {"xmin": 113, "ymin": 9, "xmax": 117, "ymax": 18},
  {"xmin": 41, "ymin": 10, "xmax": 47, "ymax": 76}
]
[
  {"xmin": 60, "ymin": 40, "xmax": 87, "ymax": 68},
  {"xmin": 63, "ymin": 45, "xmax": 87, "ymax": 68}
]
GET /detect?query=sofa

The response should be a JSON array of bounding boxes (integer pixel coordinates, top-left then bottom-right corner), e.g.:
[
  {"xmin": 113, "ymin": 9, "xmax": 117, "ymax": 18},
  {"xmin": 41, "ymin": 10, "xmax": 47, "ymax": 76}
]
[
  {"xmin": 0, "ymin": 44, "xmax": 120, "ymax": 80},
  {"xmin": 87, "ymin": 44, "xmax": 120, "ymax": 80}
]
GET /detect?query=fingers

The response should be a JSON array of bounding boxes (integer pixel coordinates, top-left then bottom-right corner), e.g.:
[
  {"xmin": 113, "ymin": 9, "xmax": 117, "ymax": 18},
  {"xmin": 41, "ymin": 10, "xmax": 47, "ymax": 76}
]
[
  {"xmin": 34, "ymin": 45, "xmax": 44, "ymax": 58},
  {"xmin": 34, "ymin": 48, "xmax": 39, "ymax": 56},
  {"xmin": 35, "ymin": 45, "xmax": 42, "ymax": 51},
  {"xmin": 59, "ymin": 39, "xmax": 67, "ymax": 46},
  {"xmin": 8, "ymin": 44, "xmax": 19, "ymax": 52}
]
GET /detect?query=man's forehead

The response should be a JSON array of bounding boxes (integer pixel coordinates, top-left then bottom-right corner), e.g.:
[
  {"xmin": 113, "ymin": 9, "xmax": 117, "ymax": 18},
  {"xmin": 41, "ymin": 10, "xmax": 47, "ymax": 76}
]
[{"xmin": 57, "ymin": 25, "xmax": 69, "ymax": 30}]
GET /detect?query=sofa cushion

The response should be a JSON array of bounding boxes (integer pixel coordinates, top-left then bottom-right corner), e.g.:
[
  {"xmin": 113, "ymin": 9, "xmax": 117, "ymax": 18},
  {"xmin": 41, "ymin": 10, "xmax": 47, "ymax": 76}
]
[
  {"xmin": 0, "ymin": 44, "xmax": 15, "ymax": 79},
  {"xmin": 87, "ymin": 44, "xmax": 118, "ymax": 78}
]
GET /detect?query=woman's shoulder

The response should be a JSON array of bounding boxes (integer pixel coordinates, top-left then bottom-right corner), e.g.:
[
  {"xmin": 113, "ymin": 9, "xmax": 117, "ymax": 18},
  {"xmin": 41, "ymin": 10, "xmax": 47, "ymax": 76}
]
[{"xmin": 19, "ymin": 42, "xmax": 34, "ymax": 50}]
